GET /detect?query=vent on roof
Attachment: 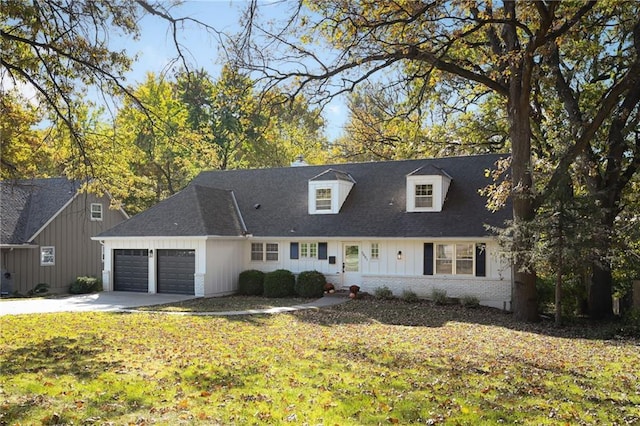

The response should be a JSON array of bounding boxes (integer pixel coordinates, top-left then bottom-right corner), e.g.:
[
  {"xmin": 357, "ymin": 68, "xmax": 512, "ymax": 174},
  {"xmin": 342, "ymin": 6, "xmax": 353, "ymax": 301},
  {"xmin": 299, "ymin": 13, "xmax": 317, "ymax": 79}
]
[{"xmin": 291, "ymin": 155, "xmax": 308, "ymax": 167}]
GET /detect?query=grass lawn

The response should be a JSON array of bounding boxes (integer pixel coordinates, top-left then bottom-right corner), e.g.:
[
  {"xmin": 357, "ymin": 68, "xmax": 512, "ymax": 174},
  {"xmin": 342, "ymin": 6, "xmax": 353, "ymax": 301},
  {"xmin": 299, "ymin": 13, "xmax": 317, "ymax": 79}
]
[{"xmin": 1, "ymin": 298, "xmax": 638, "ymax": 425}]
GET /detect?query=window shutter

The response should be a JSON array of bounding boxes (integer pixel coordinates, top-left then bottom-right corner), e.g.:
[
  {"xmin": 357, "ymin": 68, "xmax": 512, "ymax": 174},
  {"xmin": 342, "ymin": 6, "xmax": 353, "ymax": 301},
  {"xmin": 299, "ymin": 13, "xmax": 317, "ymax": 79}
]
[
  {"xmin": 318, "ymin": 242, "xmax": 328, "ymax": 260},
  {"xmin": 423, "ymin": 243, "xmax": 434, "ymax": 275},
  {"xmin": 290, "ymin": 242, "xmax": 299, "ymax": 259},
  {"xmin": 475, "ymin": 243, "xmax": 486, "ymax": 277}
]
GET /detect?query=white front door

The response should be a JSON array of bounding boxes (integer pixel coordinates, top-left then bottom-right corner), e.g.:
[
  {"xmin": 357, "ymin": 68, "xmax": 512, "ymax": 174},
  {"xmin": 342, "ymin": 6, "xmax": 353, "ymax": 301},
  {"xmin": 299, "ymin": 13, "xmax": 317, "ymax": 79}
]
[{"xmin": 342, "ymin": 243, "xmax": 362, "ymax": 287}]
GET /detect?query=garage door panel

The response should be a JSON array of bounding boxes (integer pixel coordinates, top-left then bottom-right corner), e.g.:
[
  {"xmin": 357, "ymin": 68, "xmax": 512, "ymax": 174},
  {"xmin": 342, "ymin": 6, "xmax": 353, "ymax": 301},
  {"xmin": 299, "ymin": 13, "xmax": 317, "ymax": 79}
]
[
  {"xmin": 113, "ymin": 249, "xmax": 148, "ymax": 292},
  {"xmin": 157, "ymin": 249, "xmax": 195, "ymax": 295}
]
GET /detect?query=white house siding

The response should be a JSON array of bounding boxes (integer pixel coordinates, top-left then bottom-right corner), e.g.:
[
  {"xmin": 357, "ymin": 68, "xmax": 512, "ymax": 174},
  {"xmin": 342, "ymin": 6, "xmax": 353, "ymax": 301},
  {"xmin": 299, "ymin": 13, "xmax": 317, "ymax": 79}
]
[
  {"xmin": 243, "ymin": 238, "xmax": 511, "ymax": 309},
  {"xmin": 204, "ymin": 239, "xmax": 245, "ymax": 297}
]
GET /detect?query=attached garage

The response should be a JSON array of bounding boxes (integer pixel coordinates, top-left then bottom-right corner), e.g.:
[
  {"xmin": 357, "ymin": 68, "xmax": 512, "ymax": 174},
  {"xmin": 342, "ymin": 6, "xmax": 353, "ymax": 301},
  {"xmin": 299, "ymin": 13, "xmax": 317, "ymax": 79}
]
[
  {"xmin": 157, "ymin": 249, "xmax": 195, "ymax": 295},
  {"xmin": 113, "ymin": 249, "xmax": 149, "ymax": 292}
]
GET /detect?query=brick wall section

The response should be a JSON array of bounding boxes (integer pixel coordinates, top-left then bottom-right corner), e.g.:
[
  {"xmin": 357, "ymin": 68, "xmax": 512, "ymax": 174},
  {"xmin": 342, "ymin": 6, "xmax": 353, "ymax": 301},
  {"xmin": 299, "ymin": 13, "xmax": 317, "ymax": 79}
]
[{"xmin": 361, "ymin": 275, "xmax": 511, "ymax": 310}]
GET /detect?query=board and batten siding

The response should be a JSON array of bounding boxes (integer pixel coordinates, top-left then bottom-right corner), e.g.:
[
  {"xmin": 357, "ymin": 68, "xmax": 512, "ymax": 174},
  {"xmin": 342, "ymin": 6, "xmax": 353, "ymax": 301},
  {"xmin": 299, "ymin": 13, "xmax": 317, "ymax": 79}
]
[
  {"xmin": 2, "ymin": 193, "xmax": 127, "ymax": 294},
  {"xmin": 244, "ymin": 238, "xmax": 511, "ymax": 309}
]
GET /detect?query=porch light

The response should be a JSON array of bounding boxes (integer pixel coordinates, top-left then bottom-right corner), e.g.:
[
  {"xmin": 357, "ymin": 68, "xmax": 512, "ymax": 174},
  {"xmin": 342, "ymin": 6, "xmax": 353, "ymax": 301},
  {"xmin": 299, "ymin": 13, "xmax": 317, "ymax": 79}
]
[
  {"xmin": 397, "ymin": 250, "xmax": 402, "ymax": 260},
  {"xmin": 149, "ymin": 249, "xmax": 153, "ymax": 258}
]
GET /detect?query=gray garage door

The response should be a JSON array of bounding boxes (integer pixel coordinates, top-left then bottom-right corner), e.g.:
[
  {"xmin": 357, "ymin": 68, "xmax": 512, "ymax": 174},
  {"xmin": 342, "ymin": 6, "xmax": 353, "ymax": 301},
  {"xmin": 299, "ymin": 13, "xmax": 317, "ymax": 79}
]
[
  {"xmin": 113, "ymin": 249, "xmax": 149, "ymax": 292},
  {"xmin": 157, "ymin": 249, "xmax": 195, "ymax": 295}
]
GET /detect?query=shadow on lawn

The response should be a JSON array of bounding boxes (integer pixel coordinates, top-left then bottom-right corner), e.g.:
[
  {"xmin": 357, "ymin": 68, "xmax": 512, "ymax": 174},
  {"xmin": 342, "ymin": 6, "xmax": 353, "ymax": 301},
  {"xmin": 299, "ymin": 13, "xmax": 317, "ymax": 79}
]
[
  {"xmin": 1, "ymin": 334, "xmax": 122, "ymax": 378},
  {"xmin": 290, "ymin": 298, "xmax": 630, "ymax": 341}
]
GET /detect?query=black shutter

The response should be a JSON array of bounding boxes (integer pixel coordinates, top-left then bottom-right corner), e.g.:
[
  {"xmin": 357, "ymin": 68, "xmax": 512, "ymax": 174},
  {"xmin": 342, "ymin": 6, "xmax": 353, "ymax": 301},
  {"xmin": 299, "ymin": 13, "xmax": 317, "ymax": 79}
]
[
  {"xmin": 475, "ymin": 243, "xmax": 486, "ymax": 277},
  {"xmin": 290, "ymin": 242, "xmax": 299, "ymax": 259},
  {"xmin": 423, "ymin": 243, "xmax": 434, "ymax": 275},
  {"xmin": 318, "ymin": 242, "xmax": 328, "ymax": 260}
]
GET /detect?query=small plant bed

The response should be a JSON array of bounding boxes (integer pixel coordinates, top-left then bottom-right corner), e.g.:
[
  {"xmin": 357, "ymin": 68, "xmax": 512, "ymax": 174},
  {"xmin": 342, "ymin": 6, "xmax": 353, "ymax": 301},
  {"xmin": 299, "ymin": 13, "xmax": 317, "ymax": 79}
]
[{"xmin": 136, "ymin": 295, "xmax": 315, "ymax": 312}]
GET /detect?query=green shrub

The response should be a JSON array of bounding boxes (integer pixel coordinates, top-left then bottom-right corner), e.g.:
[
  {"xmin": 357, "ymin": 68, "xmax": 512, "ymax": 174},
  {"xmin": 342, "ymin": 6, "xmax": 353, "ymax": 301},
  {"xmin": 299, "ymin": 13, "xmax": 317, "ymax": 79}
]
[
  {"xmin": 27, "ymin": 282, "xmax": 50, "ymax": 296},
  {"xmin": 69, "ymin": 276, "xmax": 101, "ymax": 294},
  {"xmin": 460, "ymin": 295, "xmax": 480, "ymax": 308},
  {"xmin": 295, "ymin": 270, "xmax": 326, "ymax": 298},
  {"xmin": 238, "ymin": 270, "xmax": 265, "ymax": 296},
  {"xmin": 619, "ymin": 308, "xmax": 640, "ymax": 337},
  {"xmin": 401, "ymin": 289, "xmax": 420, "ymax": 303},
  {"xmin": 263, "ymin": 269, "xmax": 295, "ymax": 298},
  {"xmin": 374, "ymin": 285, "xmax": 394, "ymax": 300},
  {"xmin": 431, "ymin": 288, "xmax": 448, "ymax": 305}
]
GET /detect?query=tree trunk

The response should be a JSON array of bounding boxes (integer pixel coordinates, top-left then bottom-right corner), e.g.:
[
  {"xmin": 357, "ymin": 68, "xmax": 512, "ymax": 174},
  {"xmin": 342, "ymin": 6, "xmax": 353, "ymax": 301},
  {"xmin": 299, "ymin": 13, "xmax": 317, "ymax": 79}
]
[
  {"xmin": 508, "ymin": 92, "xmax": 539, "ymax": 322},
  {"xmin": 589, "ymin": 261, "xmax": 613, "ymax": 319}
]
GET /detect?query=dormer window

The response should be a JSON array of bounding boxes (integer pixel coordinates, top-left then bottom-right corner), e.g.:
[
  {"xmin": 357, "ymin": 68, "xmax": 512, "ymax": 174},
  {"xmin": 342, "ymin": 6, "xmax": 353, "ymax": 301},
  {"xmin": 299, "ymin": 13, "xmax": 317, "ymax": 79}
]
[
  {"xmin": 415, "ymin": 184, "xmax": 433, "ymax": 208},
  {"xmin": 406, "ymin": 165, "xmax": 452, "ymax": 212},
  {"xmin": 308, "ymin": 169, "xmax": 355, "ymax": 214},
  {"xmin": 315, "ymin": 188, "xmax": 332, "ymax": 210}
]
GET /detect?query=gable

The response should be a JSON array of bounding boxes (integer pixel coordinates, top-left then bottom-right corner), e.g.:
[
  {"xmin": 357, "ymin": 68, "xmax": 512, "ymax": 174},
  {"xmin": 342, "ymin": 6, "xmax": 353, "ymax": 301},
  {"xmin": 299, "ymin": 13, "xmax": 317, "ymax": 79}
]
[{"xmin": 0, "ymin": 178, "xmax": 80, "ymax": 244}]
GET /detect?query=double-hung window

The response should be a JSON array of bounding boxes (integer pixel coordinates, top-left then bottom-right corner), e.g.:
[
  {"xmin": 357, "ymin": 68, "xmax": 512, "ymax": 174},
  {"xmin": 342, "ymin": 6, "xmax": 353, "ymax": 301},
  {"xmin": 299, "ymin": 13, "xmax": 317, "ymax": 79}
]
[
  {"xmin": 251, "ymin": 243, "xmax": 279, "ymax": 261},
  {"xmin": 435, "ymin": 243, "xmax": 474, "ymax": 275},
  {"xmin": 315, "ymin": 188, "xmax": 332, "ymax": 211},
  {"xmin": 41, "ymin": 246, "xmax": 55, "ymax": 266},
  {"xmin": 415, "ymin": 184, "xmax": 433, "ymax": 208},
  {"xmin": 90, "ymin": 203, "xmax": 103, "ymax": 221}
]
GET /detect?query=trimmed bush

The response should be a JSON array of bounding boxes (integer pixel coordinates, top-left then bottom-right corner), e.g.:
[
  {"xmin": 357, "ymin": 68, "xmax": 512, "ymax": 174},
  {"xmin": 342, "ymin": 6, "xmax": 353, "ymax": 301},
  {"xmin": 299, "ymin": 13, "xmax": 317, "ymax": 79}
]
[
  {"xmin": 374, "ymin": 285, "xmax": 394, "ymax": 300},
  {"xmin": 238, "ymin": 270, "xmax": 265, "ymax": 296},
  {"xmin": 295, "ymin": 270, "xmax": 326, "ymax": 298},
  {"xmin": 69, "ymin": 276, "xmax": 101, "ymax": 294},
  {"xmin": 263, "ymin": 269, "xmax": 295, "ymax": 298}
]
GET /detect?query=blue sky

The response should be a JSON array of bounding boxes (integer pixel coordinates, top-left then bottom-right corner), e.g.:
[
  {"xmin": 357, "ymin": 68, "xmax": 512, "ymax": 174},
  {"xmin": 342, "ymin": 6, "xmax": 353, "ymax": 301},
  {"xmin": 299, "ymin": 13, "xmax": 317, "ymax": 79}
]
[{"xmin": 121, "ymin": 0, "xmax": 347, "ymax": 140}]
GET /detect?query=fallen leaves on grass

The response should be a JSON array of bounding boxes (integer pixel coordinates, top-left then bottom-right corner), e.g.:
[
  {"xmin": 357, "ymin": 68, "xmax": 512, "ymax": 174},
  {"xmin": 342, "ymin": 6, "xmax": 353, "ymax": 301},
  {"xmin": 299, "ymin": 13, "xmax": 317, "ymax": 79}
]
[{"xmin": 0, "ymin": 300, "xmax": 638, "ymax": 425}]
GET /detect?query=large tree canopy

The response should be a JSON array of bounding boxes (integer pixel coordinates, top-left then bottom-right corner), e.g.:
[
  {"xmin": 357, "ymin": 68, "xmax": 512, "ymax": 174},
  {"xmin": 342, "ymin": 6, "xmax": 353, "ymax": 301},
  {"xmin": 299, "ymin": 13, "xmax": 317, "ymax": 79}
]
[{"xmin": 238, "ymin": 0, "xmax": 640, "ymax": 321}]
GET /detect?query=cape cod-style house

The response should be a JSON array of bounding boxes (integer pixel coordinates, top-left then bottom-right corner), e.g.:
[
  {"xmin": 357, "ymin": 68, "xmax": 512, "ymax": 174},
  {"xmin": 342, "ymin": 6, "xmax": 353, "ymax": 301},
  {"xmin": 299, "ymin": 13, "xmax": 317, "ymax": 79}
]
[
  {"xmin": 95, "ymin": 154, "xmax": 513, "ymax": 308},
  {"xmin": 1, "ymin": 178, "xmax": 128, "ymax": 295}
]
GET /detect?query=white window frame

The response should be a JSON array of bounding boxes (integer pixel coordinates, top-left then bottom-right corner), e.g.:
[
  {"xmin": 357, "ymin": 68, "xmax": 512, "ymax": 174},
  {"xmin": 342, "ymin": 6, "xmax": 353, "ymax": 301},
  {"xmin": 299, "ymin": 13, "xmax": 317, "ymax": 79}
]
[
  {"xmin": 251, "ymin": 242, "xmax": 279, "ymax": 262},
  {"xmin": 41, "ymin": 246, "xmax": 55, "ymax": 266},
  {"xmin": 90, "ymin": 203, "xmax": 103, "ymax": 221},
  {"xmin": 300, "ymin": 242, "xmax": 318, "ymax": 259},
  {"xmin": 415, "ymin": 184, "xmax": 434, "ymax": 208},
  {"xmin": 435, "ymin": 243, "xmax": 474, "ymax": 276},
  {"xmin": 370, "ymin": 242, "xmax": 380, "ymax": 260},
  {"xmin": 315, "ymin": 188, "xmax": 332, "ymax": 211},
  {"xmin": 266, "ymin": 243, "xmax": 279, "ymax": 261}
]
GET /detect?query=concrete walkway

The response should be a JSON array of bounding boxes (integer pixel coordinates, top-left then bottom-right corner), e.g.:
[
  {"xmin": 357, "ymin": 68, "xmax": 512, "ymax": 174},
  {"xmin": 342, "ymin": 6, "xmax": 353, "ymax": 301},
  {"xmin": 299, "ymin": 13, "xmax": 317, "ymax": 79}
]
[
  {"xmin": 0, "ymin": 292, "xmax": 349, "ymax": 316},
  {"xmin": 136, "ymin": 293, "xmax": 350, "ymax": 316}
]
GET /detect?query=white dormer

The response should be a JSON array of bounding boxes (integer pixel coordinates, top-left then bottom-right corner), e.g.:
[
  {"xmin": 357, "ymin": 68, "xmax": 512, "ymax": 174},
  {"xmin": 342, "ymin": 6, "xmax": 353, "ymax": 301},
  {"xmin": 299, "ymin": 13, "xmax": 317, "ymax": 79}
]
[
  {"xmin": 406, "ymin": 165, "xmax": 452, "ymax": 212},
  {"xmin": 308, "ymin": 169, "xmax": 355, "ymax": 214}
]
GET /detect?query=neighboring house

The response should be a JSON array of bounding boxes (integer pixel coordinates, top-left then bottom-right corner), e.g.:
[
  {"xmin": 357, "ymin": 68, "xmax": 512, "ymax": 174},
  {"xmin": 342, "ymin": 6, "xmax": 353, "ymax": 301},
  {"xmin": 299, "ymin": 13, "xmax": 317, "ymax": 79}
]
[
  {"xmin": 96, "ymin": 154, "xmax": 513, "ymax": 309},
  {"xmin": 0, "ymin": 178, "xmax": 128, "ymax": 295}
]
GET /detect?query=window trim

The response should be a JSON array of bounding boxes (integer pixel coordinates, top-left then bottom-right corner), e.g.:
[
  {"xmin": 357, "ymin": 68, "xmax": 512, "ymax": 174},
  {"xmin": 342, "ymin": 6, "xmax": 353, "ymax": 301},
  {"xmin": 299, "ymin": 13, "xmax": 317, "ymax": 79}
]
[
  {"xmin": 300, "ymin": 242, "xmax": 318, "ymax": 259},
  {"xmin": 414, "ymin": 184, "xmax": 434, "ymax": 208},
  {"xmin": 434, "ymin": 242, "xmax": 475, "ymax": 276},
  {"xmin": 251, "ymin": 242, "xmax": 279, "ymax": 262},
  {"xmin": 370, "ymin": 242, "xmax": 380, "ymax": 260},
  {"xmin": 40, "ymin": 246, "xmax": 55, "ymax": 266},
  {"xmin": 90, "ymin": 203, "xmax": 103, "ymax": 221},
  {"xmin": 315, "ymin": 188, "xmax": 332, "ymax": 211}
]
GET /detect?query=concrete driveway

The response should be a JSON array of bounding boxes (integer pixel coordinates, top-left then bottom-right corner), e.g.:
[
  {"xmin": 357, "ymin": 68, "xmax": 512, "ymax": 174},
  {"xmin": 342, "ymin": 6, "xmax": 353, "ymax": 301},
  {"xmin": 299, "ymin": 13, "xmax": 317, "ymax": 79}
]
[{"xmin": 0, "ymin": 292, "xmax": 195, "ymax": 316}]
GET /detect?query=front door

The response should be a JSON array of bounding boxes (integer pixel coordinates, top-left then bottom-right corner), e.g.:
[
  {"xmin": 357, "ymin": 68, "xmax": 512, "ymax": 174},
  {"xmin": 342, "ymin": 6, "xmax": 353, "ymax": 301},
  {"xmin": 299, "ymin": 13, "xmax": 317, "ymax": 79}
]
[{"xmin": 342, "ymin": 243, "xmax": 362, "ymax": 287}]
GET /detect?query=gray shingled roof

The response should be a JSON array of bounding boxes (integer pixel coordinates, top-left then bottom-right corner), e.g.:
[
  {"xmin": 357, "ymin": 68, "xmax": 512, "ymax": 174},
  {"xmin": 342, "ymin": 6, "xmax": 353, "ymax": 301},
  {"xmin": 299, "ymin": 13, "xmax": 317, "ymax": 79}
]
[
  {"xmin": 99, "ymin": 154, "xmax": 511, "ymax": 239},
  {"xmin": 98, "ymin": 185, "xmax": 246, "ymax": 237},
  {"xmin": 1, "ymin": 178, "xmax": 80, "ymax": 245}
]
